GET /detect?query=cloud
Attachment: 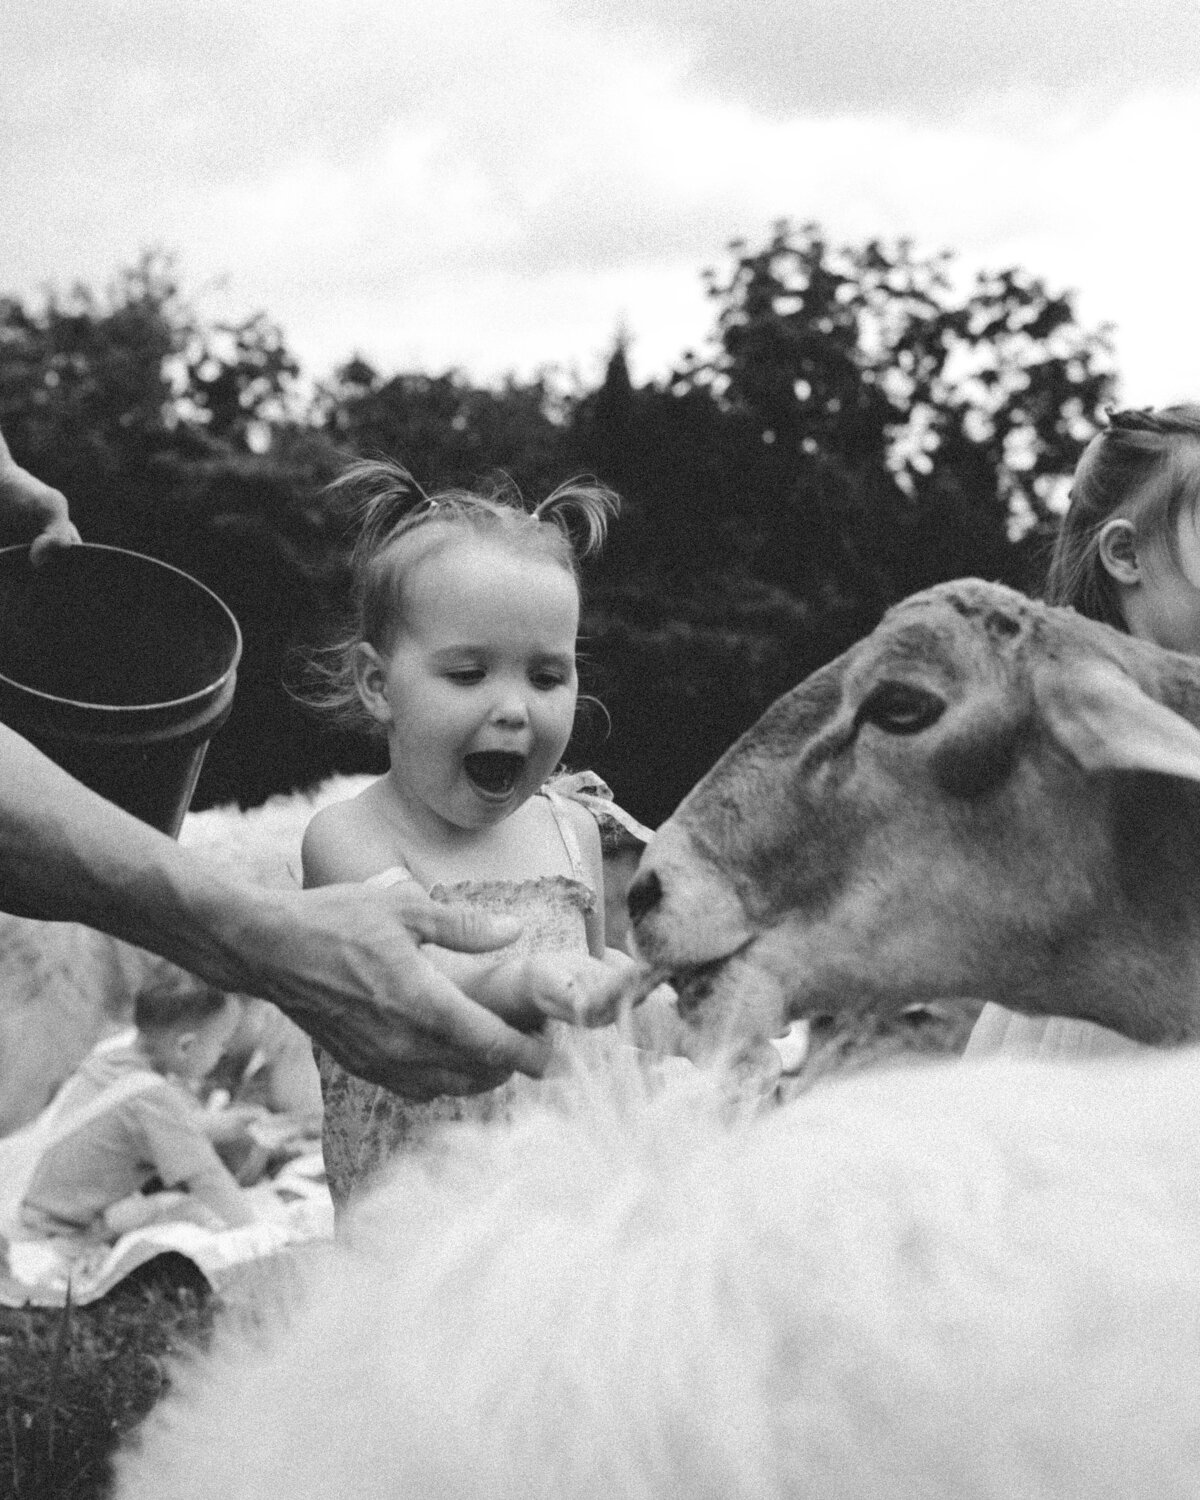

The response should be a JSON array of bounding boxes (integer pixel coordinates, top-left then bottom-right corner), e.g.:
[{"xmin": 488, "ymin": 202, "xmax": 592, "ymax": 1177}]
[
  {"xmin": 3, "ymin": 0, "xmax": 1198, "ymax": 402},
  {"xmin": 568, "ymin": 0, "xmax": 1200, "ymax": 119}
]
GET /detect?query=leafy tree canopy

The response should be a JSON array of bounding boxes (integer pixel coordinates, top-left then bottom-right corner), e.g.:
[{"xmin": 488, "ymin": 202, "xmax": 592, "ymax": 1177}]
[
  {"xmin": 574, "ymin": 221, "xmax": 1115, "ymax": 619},
  {"xmin": 0, "ymin": 224, "xmax": 1118, "ymax": 819}
]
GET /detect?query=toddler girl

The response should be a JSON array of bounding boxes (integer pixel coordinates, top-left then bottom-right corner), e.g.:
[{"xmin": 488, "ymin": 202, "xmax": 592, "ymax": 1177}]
[
  {"xmin": 301, "ymin": 460, "xmax": 642, "ymax": 1206},
  {"xmin": 967, "ymin": 404, "xmax": 1200, "ymax": 1061}
]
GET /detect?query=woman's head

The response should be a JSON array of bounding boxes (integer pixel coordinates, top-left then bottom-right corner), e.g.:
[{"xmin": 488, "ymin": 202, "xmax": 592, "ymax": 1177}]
[
  {"xmin": 311, "ymin": 460, "xmax": 618, "ymax": 829},
  {"xmin": 1045, "ymin": 406, "xmax": 1200, "ymax": 650}
]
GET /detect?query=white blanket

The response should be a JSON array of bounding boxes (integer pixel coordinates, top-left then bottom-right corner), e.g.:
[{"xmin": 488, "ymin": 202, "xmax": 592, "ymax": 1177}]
[{"xmin": 0, "ymin": 1153, "xmax": 332, "ymax": 1307}]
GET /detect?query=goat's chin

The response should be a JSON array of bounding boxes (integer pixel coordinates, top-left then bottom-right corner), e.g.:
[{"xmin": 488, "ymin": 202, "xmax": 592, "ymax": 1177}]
[
  {"xmin": 667, "ymin": 944, "xmax": 792, "ymax": 1056},
  {"xmin": 660, "ymin": 928, "xmax": 974, "ymax": 1058}
]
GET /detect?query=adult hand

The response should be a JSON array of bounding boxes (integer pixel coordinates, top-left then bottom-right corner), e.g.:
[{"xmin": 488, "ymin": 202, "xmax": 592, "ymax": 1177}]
[
  {"xmin": 0, "ymin": 448, "xmax": 81, "ymax": 561},
  {"xmin": 0, "ymin": 723, "xmax": 553, "ymax": 1102},
  {"xmin": 249, "ymin": 880, "xmax": 554, "ymax": 1100}
]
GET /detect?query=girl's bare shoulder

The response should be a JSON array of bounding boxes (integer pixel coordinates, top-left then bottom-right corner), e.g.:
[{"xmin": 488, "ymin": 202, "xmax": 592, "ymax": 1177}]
[{"xmin": 301, "ymin": 779, "xmax": 410, "ymax": 886}]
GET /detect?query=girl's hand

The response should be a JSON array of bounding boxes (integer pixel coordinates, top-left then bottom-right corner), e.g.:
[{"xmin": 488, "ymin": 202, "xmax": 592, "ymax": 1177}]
[
  {"xmin": 423, "ymin": 948, "xmax": 629, "ymax": 1029},
  {"xmin": 519, "ymin": 953, "xmax": 630, "ymax": 1026}
]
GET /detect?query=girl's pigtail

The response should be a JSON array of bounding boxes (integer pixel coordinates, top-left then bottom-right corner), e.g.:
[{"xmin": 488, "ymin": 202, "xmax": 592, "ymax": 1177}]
[
  {"xmin": 532, "ymin": 476, "xmax": 620, "ymax": 560},
  {"xmin": 288, "ymin": 459, "xmax": 437, "ymax": 735},
  {"xmin": 325, "ymin": 458, "xmax": 436, "ymax": 575}
]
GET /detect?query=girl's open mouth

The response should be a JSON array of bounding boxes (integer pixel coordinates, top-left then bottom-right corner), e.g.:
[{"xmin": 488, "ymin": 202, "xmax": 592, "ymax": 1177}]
[{"xmin": 464, "ymin": 750, "xmax": 526, "ymax": 798}]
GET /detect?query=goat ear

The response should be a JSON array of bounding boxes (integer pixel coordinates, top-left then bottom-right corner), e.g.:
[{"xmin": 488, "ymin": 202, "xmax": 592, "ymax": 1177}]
[{"xmin": 1034, "ymin": 659, "xmax": 1200, "ymax": 783}]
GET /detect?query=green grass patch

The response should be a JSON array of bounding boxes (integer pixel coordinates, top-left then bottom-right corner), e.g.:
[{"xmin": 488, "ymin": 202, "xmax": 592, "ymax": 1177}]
[{"xmin": 1, "ymin": 1256, "xmax": 217, "ymax": 1500}]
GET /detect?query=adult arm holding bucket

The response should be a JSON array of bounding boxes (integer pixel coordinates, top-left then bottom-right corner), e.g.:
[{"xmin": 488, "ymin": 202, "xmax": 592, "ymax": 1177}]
[
  {"xmin": 0, "ymin": 426, "xmax": 80, "ymax": 560},
  {"xmin": 0, "ymin": 723, "xmax": 558, "ymax": 1098},
  {"xmin": 0, "ymin": 423, "xmax": 575, "ymax": 1098}
]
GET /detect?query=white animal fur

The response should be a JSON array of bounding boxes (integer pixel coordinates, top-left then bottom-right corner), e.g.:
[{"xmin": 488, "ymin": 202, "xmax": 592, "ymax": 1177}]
[
  {"xmin": 115, "ymin": 1045, "xmax": 1200, "ymax": 1500},
  {"xmin": 0, "ymin": 776, "xmax": 373, "ymax": 1135}
]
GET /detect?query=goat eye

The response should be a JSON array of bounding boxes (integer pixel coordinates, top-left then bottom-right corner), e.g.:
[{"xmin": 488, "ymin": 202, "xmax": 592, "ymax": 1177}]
[{"xmin": 855, "ymin": 681, "xmax": 945, "ymax": 736}]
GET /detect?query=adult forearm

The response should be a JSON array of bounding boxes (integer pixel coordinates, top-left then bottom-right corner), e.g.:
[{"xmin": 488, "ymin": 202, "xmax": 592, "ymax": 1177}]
[
  {"xmin": 0, "ymin": 723, "xmax": 559, "ymax": 1092},
  {"xmin": 0, "ymin": 723, "xmax": 265, "ymax": 989}
]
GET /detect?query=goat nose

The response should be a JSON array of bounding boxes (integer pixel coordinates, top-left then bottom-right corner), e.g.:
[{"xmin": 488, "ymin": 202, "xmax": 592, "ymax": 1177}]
[{"xmin": 626, "ymin": 869, "xmax": 663, "ymax": 924}]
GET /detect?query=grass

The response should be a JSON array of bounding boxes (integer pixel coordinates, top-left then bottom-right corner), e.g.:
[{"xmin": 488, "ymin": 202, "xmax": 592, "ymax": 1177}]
[{"xmin": 0, "ymin": 1255, "xmax": 217, "ymax": 1500}]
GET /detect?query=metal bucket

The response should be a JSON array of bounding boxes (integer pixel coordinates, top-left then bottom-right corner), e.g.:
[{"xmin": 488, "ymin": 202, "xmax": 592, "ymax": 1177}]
[{"xmin": 0, "ymin": 544, "xmax": 242, "ymax": 836}]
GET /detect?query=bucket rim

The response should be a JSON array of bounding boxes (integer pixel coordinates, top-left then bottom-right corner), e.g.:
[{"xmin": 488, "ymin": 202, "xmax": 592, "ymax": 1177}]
[{"xmin": 0, "ymin": 542, "xmax": 243, "ymax": 718}]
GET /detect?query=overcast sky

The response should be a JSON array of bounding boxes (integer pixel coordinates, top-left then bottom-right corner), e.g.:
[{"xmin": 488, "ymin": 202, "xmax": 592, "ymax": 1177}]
[{"xmin": 4, "ymin": 1, "xmax": 1199, "ymax": 402}]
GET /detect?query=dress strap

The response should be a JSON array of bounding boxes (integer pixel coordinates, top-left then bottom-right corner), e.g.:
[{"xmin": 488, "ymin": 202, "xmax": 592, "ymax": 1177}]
[
  {"xmin": 541, "ymin": 788, "xmax": 590, "ymax": 884},
  {"xmin": 547, "ymin": 770, "xmax": 654, "ymax": 851}
]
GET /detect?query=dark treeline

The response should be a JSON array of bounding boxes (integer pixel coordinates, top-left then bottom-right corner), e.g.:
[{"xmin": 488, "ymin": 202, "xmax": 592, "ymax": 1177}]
[{"xmin": 0, "ymin": 224, "xmax": 1115, "ymax": 826}]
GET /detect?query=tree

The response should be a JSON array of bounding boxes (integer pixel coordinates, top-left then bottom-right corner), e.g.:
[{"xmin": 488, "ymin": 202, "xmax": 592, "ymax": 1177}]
[
  {"xmin": 0, "ymin": 252, "xmax": 196, "ymax": 536},
  {"xmin": 0, "ymin": 255, "xmax": 353, "ymax": 805},
  {"xmin": 567, "ymin": 338, "xmax": 753, "ymax": 587},
  {"xmin": 184, "ymin": 312, "xmax": 300, "ymax": 451},
  {"xmin": 313, "ymin": 361, "xmax": 570, "ymax": 498},
  {"xmin": 566, "ymin": 223, "xmax": 1117, "ymax": 823},
  {"xmin": 0, "ymin": 252, "xmax": 310, "ymax": 542},
  {"xmin": 685, "ymin": 221, "xmax": 1116, "ymax": 604},
  {"xmin": 0, "ymin": 238, "xmax": 1119, "ymax": 823}
]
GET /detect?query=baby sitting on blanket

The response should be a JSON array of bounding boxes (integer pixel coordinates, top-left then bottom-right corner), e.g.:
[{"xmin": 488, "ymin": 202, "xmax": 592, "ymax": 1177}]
[{"xmin": 18, "ymin": 975, "xmax": 257, "ymax": 1242}]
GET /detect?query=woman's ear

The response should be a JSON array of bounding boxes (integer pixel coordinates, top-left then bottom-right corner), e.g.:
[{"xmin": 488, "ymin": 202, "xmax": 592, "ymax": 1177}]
[
  {"xmin": 354, "ymin": 643, "xmax": 394, "ymax": 725},
  {"xmin": 1097, "ymin": 518, "xmax": 1141, "ymax": 586}
]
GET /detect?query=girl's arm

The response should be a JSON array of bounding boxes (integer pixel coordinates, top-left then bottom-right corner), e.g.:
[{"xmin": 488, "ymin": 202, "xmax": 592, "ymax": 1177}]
[
  {"xmin": 141, "ymin": 1092, "xmax": 259, "ymax": 1230},
  {"xmin": 569, "ymin": 805, "xmax": 637, "ymax": 985},
  {"xmin": 179, "ymin": 1160, "xmax": 257, "ymax": 1229}
]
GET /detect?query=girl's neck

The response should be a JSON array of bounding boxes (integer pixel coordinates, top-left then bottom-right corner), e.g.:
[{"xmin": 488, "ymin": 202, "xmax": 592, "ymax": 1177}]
[{"xmin": 370, "ymin": 774, "xmax": 568, "ymax": 890}]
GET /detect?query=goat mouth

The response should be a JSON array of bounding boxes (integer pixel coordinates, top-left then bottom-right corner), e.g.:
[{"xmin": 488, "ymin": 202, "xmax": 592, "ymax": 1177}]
[
  {"xmin": 668, "ymin": 956, "xmax": 736, "ymax": 1019},
  {"xmin": 648, "ymin": 938, "xmax": 801, "ymax": 1056},
  {"xmin": 464, "ymin": 751, "xmax": 526, "ymax": 798},
  {"xmin": 660, "ymin": 938, "xmax": 765, "ymax": 1018}
]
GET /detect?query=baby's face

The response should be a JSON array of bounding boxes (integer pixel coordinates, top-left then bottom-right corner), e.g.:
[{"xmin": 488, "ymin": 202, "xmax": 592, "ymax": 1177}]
[
  {"xmin": 365, "ymin": 537, "xmax": 580, "ymax": 833},
  {"xmin": 177, "ymin": 997, "xmax": 242, "ymax": 1080}
]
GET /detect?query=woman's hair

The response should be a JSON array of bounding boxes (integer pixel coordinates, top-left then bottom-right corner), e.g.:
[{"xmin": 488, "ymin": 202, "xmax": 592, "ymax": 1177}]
[
  {"xmin": 302, "ymin": 458, "xmax": 619, "ymax": 733},
  {"xmin": 1044, "ymin": 405, "xmax": 1200, "ymax": 629}
]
